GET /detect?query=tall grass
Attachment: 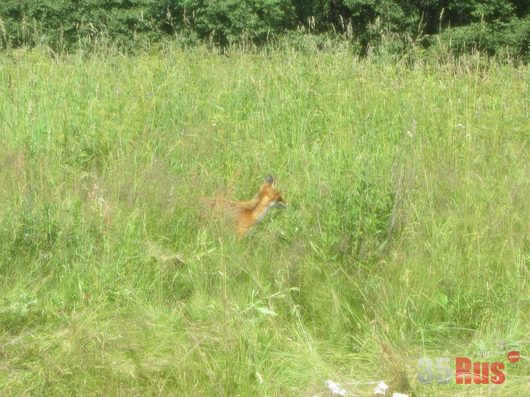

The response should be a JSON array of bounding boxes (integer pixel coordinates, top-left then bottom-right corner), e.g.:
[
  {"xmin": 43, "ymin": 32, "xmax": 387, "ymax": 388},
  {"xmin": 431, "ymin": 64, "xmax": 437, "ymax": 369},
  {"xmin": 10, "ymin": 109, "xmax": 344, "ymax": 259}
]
[{"xmin": 0, "ymin": 45, "xmax": 528, "ymax": 396}]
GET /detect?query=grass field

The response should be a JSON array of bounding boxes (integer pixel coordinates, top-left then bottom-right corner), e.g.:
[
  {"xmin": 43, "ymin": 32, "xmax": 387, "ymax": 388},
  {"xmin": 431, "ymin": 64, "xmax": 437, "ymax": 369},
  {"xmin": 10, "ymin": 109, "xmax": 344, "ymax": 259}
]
[{"xmin": 0, "ymin": 45, "xmax": 528, "ymax": 396}]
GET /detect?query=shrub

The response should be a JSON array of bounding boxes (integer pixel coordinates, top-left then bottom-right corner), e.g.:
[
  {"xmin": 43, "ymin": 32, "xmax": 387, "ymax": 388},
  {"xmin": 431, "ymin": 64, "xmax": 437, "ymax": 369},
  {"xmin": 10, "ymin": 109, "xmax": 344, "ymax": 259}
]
[
  {"xmin": 438, "ymin": 16, "xmax": 530, "ymax": 61},
  {"xmin": 0, "ymin": 0, "xmax": 528, "ymax": 59}
]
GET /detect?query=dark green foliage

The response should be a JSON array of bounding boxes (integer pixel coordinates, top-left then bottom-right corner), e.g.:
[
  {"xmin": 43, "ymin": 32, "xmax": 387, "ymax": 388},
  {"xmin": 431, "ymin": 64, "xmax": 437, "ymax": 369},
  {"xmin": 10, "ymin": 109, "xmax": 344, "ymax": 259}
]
[
  {"xmin": 0, "ymin": 0, "xmax": 160, "ymax": 50},
  {"xmin": 0, "ymin": 0, "xmax": 528, "ymax": 58},
  {"xmin": 438, "ymin": 15, "xmax": 530, "ymax": 60},
  {"xmin": 151, "ymin": 0, "xmax": 296, "ymax": 45}
]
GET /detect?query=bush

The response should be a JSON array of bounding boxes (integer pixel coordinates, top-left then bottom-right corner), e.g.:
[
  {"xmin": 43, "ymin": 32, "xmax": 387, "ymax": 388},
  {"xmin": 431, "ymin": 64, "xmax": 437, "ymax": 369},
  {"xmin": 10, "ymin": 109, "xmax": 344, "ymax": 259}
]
[
  {"xmin": 0, "ymin": 0, "xmax": 296, "ymax": 50},
  {"xmin": 438, "ymin": 16, "xmax": 530, "ymax": 61},
  {"xmin": 0, "ymin": 0, "xmax": 528, "ymax": 59},
  {"xmin": 151, "ymin": 0, "xmax": 296, "ymax": 46},
  {"xmin": 0, "ymin": 0, "xmax": 159, "ymax": 50}
]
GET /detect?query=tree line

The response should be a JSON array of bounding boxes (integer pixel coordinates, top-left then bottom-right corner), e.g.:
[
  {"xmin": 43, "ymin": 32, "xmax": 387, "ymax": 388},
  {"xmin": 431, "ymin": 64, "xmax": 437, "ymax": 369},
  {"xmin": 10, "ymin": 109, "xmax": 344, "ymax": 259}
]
[{"xmin": 0, "ymin": 0, "xmax": 528, "ymax": 58}]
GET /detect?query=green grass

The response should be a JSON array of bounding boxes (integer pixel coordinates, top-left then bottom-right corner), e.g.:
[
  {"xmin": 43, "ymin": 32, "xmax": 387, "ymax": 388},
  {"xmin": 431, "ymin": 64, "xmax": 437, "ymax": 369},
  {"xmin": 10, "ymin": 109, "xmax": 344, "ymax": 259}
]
[{"xmin": 0, "ymin": 45, "xmax": 528, "ymax": 396}]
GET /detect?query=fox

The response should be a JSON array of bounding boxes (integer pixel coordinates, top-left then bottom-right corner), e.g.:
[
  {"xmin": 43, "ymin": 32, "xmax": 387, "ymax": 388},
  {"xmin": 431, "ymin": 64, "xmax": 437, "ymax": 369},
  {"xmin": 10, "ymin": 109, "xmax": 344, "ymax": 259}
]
[{"xmin": 202, "ymin": 175, "xmax": 287, "ymax": 238}]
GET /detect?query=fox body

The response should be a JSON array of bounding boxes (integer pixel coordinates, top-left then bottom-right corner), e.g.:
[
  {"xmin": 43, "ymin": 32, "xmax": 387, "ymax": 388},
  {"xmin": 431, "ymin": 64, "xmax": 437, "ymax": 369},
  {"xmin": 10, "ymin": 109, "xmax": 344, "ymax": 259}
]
[{"xmin": 204, "ymin": 175, "xmax": 287, "ymax": 238}]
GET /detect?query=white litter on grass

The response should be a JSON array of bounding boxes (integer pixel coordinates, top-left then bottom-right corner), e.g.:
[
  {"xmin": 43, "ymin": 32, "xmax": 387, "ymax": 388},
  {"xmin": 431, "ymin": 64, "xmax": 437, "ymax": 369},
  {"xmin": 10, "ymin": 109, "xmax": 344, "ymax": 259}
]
[
  {"xmin": 373, "ymin": 381, "xmax": 389, "ymax": 395},
  {"xmin": 392, "ymin": 393, "xmax": 409, "ymax": 397},
  {"xmin": 325, "ymin": 380, "xmax": 348, "ymax": 396}
]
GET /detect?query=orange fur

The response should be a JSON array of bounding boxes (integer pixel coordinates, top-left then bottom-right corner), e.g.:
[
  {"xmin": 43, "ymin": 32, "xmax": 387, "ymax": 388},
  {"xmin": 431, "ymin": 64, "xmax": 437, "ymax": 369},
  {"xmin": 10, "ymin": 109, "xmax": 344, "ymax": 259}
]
[{"xmin": 204, "ymin": 175, "xmax": 287, "ymax": 238}]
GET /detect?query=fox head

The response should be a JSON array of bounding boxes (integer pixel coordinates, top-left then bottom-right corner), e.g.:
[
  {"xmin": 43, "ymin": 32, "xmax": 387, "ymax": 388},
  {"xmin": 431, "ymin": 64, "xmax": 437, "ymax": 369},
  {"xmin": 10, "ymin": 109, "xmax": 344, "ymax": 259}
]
[{"xmin": 260, "ymin": 175, "xmax": 287, "ymax": 208}]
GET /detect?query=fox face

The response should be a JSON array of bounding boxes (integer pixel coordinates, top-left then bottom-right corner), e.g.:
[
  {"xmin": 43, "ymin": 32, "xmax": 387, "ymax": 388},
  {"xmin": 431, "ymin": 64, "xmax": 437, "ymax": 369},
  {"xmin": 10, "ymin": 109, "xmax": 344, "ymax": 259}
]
[{"xmin": 260, "ymin": 175, "xmax": 287, "ymax": 209}]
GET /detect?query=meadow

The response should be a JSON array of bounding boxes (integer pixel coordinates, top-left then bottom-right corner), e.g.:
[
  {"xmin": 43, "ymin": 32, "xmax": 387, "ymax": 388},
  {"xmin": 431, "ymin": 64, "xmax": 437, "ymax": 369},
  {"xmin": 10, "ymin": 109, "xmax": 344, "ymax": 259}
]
[{"xmin": 0, "ymin": 45, "xmax": 528, "ymax": 396}]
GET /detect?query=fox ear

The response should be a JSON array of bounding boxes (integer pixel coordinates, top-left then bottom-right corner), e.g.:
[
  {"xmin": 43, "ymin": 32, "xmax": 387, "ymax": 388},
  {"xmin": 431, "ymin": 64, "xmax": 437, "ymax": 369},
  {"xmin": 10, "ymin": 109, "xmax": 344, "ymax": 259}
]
[{"xmin": 264, "ymin": 175, "xmax": 274, "ymax": 185}]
